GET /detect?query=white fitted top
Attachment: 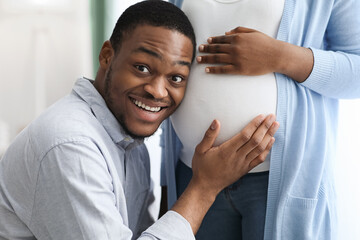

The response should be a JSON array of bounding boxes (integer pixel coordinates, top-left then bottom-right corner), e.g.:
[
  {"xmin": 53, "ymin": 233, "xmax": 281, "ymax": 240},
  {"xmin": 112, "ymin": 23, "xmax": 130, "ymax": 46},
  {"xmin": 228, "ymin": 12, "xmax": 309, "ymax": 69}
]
[{"xmin": 170, "ymin": 0, "xmax": 284, "ymax": 172}]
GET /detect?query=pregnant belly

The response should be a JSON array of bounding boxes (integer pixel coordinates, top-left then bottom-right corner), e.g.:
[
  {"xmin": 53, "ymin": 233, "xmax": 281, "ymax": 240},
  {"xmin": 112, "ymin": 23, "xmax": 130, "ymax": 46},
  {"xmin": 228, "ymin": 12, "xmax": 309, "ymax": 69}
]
[{"xmin": 170, "ymin": 67, "xmax": 277, "ymax": 166}]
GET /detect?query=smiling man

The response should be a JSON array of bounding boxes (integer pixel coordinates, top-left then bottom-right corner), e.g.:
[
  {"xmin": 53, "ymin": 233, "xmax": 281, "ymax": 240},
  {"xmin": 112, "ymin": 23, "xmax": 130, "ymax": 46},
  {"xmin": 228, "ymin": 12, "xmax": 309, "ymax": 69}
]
[
  {"xmin": 93, "ymin": 24, "xmax": 192, "ymax": 139},
  {"xmin": 0, "ymin": 1, "xmax": 279, "ymax": 239}
]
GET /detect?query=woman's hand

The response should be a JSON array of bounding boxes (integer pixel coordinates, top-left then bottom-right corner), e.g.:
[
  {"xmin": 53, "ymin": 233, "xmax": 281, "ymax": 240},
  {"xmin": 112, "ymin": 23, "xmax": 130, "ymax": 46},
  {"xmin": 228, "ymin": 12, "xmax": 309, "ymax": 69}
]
[{"xmin": 197, "ymin": 26, "xmax": 313, "ymax": 82}]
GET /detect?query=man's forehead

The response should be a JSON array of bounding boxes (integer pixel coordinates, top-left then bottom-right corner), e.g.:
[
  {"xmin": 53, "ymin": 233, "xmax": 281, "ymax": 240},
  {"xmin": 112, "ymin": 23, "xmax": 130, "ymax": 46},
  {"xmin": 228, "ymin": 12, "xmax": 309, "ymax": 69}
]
[
  {"xmin": 125, "ymin": 24, "xmax": 192, "ymax": 49},
  {"xmin": 130, "ymin": 25, "xmax": 176, "ymax": 40},
  {"xmin": 123, "ymin": 25, "xmax": 192, "ymax": 61},
  {"xmin": 124, "ymin": 24, "xmax": 170, "ymax": 40}
]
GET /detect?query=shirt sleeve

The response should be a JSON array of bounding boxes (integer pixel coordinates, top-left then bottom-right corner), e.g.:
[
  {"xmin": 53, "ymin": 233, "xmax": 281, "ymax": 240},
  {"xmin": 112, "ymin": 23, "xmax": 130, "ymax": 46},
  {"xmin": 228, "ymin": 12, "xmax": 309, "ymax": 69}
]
[
  {"xmin": 141, "ymin": 211, "xmax": 195, "ymax": 240},
  {"xmin": 301, "ymin": 0, "xmax": 360, "ymax": 99},
  {"xmin": 28, "ymin": 139, "xmax": 193, "ymax": 240}
]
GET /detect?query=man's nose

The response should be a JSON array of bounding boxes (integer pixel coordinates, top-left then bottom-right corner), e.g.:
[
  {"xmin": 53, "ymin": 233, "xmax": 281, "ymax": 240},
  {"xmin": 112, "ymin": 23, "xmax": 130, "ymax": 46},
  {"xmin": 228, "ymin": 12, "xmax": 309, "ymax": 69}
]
[{"xmin": 144, "ymin": 77, "xmax": 168, "ymax": 99}]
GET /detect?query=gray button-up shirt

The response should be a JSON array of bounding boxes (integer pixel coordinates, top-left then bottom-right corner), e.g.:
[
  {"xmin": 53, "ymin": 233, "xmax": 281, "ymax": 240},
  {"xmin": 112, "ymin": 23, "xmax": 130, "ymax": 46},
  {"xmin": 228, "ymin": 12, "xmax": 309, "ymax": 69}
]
[{"xmin": 0, "ymin": 78, "xmax": 194, "ymax": 240}]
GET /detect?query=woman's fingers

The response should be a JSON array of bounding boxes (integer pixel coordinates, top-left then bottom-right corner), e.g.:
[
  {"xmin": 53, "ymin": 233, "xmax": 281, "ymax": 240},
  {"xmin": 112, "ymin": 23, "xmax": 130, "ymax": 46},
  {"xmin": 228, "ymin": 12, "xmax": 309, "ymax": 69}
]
[
  {"xmin": 225, "ymin": 26, "xmax": 255, "ymax": 35},
  {"xmin": 206, "ymin": 35, "xmax": 233, "ymax": 44},
  {"xmin": 198, "ymin": 44, "xmax": 231, "ymax": 54},
  {"xmin": 197, "ymin": 53, "xmax": 232, "ymax": 64}
]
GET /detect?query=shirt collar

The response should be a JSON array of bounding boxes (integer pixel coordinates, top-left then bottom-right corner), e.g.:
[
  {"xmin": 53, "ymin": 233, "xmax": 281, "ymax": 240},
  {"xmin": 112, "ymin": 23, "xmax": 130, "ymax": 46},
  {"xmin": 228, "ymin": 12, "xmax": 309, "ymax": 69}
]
[{"xmin": 72, "ymin": 77, "xmax": 143, "ymax": 149}]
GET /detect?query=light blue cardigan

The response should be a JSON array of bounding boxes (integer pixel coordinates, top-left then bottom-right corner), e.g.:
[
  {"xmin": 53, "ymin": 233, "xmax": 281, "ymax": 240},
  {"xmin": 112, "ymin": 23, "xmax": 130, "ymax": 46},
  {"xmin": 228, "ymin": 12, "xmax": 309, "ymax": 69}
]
[{"xmin": 162, "ymin": 0, "xmax": 360, "ymax": 239}]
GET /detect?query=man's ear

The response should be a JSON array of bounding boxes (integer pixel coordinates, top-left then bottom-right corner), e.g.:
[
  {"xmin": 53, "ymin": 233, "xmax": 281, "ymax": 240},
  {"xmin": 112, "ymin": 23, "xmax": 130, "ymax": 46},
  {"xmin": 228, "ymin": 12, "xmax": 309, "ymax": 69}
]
[{"xmin": 99, "ymin": 40, "xmax": 114, "ymax": 70}]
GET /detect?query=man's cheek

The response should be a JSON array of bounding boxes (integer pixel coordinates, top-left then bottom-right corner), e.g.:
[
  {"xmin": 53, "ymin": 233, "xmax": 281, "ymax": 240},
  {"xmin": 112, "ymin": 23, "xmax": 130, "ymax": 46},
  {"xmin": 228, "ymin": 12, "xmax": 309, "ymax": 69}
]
[{"xmin": 177, "ymin": 89, "xmax": 187, "ymax": 104}]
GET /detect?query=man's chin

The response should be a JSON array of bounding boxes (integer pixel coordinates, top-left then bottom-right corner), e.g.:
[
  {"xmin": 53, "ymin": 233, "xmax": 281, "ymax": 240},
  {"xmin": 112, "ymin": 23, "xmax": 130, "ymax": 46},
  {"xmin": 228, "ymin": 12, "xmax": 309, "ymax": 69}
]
[
  {"xmin": 127, "ymin": 131, "xmax": 154, "ymax": 140},
  {"xmin": 115, "ymin": 114, "xmax": 159, "ymax": 140},
  {"xmin": 123, "ymin": 124, "xmax": 158, "ymax": 140}
]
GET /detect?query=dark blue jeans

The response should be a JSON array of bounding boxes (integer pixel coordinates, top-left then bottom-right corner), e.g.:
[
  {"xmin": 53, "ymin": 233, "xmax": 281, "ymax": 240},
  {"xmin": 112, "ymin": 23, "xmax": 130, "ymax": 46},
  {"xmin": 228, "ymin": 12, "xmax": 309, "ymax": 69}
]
[{"xmin": 176, "ymin": 160, "xmax": 269, "ymax": 240}]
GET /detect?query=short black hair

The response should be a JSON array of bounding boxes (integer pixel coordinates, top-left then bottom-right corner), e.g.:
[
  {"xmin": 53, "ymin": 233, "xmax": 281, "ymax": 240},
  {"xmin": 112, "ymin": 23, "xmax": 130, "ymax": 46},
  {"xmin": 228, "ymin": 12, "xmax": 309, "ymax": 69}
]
[{"xmin": 109, "ymin": 0, "xmax": 196, "ymax": 61}]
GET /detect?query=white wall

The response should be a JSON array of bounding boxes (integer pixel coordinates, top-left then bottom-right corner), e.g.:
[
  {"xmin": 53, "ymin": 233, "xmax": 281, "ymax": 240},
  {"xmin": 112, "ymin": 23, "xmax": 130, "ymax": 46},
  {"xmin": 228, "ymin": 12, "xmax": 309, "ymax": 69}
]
[
  {"xmin": 336, "ymin": 99, "xmax": 360, "ymax": 239},
  {"xmin": 0, "ymin": 0, "xmax": 93, "ymax": 155}
]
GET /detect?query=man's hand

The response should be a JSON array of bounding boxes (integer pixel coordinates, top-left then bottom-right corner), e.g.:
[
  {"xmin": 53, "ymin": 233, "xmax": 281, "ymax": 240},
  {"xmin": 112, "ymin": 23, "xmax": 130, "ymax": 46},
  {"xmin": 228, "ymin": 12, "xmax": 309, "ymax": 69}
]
[
  {"xmin": 171, "ymin": 114, "xmax": 279, "ymax": 234},
  {"xmin": 191, "ymin": 114, "xmax": 278, "ymax": 197},
  {"xmin": 197, "ymin": 26, "xmax": 313, "ymax": 83}
]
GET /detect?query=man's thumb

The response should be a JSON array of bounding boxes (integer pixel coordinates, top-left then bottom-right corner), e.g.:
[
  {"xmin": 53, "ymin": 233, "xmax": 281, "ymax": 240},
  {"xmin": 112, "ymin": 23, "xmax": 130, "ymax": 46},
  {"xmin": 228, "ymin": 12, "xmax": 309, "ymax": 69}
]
[{"xmin": 196, "ymin": 120, "xmax": 220, "ymax": 153}]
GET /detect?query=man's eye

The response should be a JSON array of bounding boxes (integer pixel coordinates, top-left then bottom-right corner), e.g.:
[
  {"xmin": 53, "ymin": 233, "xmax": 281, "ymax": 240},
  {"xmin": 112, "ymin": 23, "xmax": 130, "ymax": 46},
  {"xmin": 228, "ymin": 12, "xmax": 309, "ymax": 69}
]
[
  {"xmin": 171, "ymin": 75, "xmax": 183, "ymax": 83},
  {"xmin": 135, "ymin": 65, "xmax": 150, "ymax": 73}
]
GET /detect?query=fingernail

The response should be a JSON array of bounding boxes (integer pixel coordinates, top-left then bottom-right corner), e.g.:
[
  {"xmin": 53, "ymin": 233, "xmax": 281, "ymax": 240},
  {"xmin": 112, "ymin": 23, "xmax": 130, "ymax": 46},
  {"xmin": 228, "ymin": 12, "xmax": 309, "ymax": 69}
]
[
  {"xmin": 266, "ymin": 115, "xmax": 276, "ymax": 127},
  {"xmin": 199, "ymin": 45, "xmax": 204, "ymax": 51},
  {"xmin": 273, "ymin": 121, "xmax": 280, "ymax": 130},
  {"xmin": 210, "ymin": 120, "xmax": 217, "ymax": 130},
  {"xmin": 208, "ymin": 37, "xmax": 212, "ymax": 43},
  {"xmin": 205, "ymin": 67, "xmax": 210, "ymax": 73},
  {"xmin": 197, "ymin": 56, "xmax": 202, "ymax": 62},
  {"xmin": 269, "ymin": 114, "xmax": 276, "ymax": 122}
]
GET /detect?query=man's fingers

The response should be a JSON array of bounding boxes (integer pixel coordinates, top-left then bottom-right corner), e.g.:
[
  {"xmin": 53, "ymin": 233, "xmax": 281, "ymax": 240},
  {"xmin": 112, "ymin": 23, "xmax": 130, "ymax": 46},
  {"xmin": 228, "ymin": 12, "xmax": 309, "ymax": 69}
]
[
  {"xmin": 247, "ymin": 137, "xmax": 275, "ymax": 170},
  {"xmin": 243, "ymin": 121, "xmax": 279, "ymax": 161},
  {"xmin": 220, "ymin": 114, "xmax": 267, "ymax": 152},
  {"xmin": 236, "ymin": 115, "xmax": 277, "ymax": 155},
  {"xmin": 195, "ymin": 120, "xmax": 221, "ymax": 154}
]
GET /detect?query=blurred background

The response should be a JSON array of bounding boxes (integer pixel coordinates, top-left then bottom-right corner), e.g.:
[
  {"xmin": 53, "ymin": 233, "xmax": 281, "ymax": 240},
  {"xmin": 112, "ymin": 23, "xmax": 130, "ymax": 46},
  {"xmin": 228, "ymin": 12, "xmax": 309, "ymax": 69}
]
[{"xmin": 0, "ymin": 0, "xmax": 359, "ymax": 238}]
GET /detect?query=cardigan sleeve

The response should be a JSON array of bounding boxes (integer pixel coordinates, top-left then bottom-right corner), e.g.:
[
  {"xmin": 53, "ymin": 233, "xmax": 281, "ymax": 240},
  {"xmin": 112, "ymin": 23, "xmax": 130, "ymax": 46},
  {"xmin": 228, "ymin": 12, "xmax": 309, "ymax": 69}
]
[{"xmin": 301, "ymin": 0, "xmax": 360, "ymax": 99}]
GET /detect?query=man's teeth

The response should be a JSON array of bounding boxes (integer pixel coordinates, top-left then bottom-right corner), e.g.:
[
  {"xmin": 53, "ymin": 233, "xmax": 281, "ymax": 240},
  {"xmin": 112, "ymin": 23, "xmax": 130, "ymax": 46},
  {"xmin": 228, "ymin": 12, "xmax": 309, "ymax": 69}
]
[{"xmin": 133, "ymin": 99, "xmax": 161, "ymax": 112}]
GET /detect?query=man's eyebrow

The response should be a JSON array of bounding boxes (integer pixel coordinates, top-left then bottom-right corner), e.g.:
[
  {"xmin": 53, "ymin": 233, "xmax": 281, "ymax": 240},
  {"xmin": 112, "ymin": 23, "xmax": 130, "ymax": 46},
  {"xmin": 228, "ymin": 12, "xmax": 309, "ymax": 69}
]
[
  {"xmin": 133, "ymin": 46, "xmax": 162, "ymax": 59},
  {"xmin": 175, "ymin": 60, "xmax": 191, "ymax": 69},
  {"xmin": 134, "ymin": 46, "xmax": 191, "ymax": 69}
]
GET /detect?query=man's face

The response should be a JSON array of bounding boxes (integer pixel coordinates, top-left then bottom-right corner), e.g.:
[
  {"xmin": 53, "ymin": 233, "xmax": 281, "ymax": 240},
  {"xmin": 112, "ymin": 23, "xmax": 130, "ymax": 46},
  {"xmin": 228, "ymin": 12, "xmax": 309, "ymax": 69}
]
[{"xmin": 95, "ymin": 25, "xmax": 193, "ymax": 139}]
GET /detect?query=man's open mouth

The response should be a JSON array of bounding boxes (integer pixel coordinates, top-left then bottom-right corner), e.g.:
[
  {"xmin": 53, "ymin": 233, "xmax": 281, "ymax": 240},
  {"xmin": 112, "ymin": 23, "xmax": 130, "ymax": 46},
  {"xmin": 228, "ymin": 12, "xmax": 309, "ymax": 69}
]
[{"xmin": 131, "ymin": 98, "xmax": 162, "ymax": 113}]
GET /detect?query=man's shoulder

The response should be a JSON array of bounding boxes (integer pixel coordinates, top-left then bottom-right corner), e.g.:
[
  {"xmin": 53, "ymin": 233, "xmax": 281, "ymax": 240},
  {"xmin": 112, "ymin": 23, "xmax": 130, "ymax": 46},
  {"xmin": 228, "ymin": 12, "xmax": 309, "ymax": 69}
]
[{"xmin": 27, "ymin": 94, "xmax": 105, "ymax": 155}]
